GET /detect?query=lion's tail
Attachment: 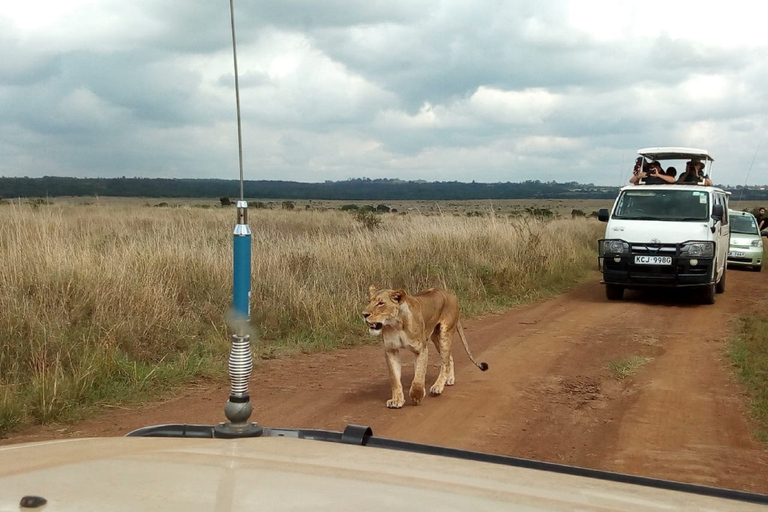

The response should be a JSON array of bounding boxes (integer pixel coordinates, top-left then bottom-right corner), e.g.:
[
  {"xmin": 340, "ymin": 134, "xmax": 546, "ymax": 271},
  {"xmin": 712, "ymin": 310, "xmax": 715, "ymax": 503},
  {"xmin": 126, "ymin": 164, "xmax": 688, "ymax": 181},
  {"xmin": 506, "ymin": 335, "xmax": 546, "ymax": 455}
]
[{"xmin": 456, "ymin": 319, "xmax": 489, "ymax": 372}]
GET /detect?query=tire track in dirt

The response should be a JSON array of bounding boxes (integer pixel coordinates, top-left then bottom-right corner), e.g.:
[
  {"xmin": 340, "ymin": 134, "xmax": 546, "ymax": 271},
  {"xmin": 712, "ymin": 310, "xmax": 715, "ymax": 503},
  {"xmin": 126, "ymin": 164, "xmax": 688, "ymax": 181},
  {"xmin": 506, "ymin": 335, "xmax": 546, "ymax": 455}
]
[{"xmin": 3, "ymin": 270, "xmax": 767, "ymax": 493}]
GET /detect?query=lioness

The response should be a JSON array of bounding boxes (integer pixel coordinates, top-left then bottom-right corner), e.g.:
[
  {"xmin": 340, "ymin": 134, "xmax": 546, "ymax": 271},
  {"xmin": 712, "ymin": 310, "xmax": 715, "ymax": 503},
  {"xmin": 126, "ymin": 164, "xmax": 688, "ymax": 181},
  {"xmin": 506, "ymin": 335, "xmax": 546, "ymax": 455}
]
[{"xmin": 362, "ymin": 286, "xmax": 488, "ymax": 408}]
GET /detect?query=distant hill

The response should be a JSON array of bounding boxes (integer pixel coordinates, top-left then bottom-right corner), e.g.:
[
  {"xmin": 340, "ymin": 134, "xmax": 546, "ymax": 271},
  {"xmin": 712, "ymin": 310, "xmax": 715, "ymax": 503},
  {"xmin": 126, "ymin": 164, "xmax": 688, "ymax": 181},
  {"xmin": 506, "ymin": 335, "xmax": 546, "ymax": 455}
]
[{"xmin": 1, "ymin": 176, "xmax": 766, "ymax": 201}]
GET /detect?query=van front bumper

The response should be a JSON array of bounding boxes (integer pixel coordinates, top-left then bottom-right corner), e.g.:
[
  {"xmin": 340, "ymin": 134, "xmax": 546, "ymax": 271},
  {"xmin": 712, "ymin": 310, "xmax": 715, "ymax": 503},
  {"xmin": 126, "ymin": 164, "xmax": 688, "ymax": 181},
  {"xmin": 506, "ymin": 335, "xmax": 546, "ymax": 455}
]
[
  {"xmin": 598, "ymin": 240, "xmax": 716, "ymax": 288},
  {"xmin": 599, "ymin": 262, "xmax": 715, "ymax": 288},
  {"xmin": 726, "ymin": 246, "xmax": 762, "ymax": 268}
]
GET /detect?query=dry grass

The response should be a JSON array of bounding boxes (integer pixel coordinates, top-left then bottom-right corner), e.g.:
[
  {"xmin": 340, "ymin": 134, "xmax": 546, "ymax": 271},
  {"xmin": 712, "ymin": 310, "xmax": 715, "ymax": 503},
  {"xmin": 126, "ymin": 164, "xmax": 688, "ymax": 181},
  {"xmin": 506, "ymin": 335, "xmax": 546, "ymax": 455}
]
[{"xmin": 0, "ymin": 202, "xmax": 602, "ymax": 434}]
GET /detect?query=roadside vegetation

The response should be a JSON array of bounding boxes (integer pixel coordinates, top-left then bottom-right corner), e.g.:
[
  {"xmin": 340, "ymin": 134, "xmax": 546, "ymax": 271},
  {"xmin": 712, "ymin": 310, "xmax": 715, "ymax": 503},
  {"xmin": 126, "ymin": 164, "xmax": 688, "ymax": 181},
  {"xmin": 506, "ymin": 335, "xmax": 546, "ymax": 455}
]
[
  {"xmin": 730, "ymin": 314, "xmax": 768, "ymax": 443},
  {"xmin": 608, "ymin": 356, "xmax": 654, "ymax": 380},
  {"xmin": 0, "ymin": 202, "xmax": 601, "ymax": 436}
]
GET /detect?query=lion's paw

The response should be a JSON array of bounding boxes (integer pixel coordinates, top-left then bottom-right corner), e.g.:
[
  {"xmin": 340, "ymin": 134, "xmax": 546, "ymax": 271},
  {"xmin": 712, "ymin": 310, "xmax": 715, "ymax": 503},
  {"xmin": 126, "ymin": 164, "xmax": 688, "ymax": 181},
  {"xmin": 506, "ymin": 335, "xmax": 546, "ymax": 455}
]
[
  {"xmin": 409, "ymin": 384, "xmax": 426, "ymax": 404},
  {"xmin": 386, "ymin": 398, "xmax": 405, "ymax": 408},
  {"xmin": 429, "ymin": 384, "xmax": 443, "ymax": 396}
]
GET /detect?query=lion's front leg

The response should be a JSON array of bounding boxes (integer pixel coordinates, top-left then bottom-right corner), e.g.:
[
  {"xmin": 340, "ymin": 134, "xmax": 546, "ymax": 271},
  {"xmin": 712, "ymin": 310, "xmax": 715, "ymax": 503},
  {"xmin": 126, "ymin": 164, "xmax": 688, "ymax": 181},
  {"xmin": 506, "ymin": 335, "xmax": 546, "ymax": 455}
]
[
  {"xmin": 384, "ymin": 349, "xmax": 405, "ymax": 408},
  {"xmin": 409, "ymin": 344, "xmax": 428, "ymax": 405}
]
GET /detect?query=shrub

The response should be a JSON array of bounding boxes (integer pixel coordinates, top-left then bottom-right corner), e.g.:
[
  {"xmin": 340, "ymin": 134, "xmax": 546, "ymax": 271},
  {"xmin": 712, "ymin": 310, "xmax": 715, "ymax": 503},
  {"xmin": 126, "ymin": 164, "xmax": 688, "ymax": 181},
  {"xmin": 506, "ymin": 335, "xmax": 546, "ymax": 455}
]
[{"xmin": 355, "ymin": 210, "xmax": 381, "ymax": 230}]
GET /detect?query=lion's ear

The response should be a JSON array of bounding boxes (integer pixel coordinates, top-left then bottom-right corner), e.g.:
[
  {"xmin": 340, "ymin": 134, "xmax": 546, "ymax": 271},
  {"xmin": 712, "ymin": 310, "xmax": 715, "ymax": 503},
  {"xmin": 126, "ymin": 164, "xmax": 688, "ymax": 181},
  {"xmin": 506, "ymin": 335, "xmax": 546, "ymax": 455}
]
[
  {"xmin": 390, "ymin": 289, "xmax": 406, "ymax": 303},
  {"xmin": 368, "ymin": 285, "xmax": 378, "ymax": 298}
]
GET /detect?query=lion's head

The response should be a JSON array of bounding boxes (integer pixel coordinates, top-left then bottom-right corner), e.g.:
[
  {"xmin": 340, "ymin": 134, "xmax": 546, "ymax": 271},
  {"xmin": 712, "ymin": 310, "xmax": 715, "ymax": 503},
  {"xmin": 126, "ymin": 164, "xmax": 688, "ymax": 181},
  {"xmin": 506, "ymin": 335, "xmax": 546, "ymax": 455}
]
[{"xmin": 362, "ymin": 286, "xmax": 406, "ymax": 335}]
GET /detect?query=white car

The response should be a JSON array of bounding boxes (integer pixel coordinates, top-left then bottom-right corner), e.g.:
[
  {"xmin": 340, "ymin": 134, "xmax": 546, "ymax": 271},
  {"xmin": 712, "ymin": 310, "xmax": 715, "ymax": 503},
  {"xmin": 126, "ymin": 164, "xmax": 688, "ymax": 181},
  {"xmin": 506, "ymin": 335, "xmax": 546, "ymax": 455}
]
[
  {"xmin": 3, "ymin": 361, "xmax": 768, "ymax": 512},
  {"xmin": 728, "ymin": 209, "xmax": 763, "ymax": 271},
  {"xmin": 2, "ymin": 419, "xmax": 768, "ymax": 511}
]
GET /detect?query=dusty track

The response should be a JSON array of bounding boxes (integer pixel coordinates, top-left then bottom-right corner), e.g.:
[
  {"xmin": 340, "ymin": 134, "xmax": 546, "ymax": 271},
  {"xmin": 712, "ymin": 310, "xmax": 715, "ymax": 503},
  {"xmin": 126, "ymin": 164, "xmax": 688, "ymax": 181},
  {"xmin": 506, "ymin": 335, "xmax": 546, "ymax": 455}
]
[{"xmin": 3, "ymin": 270, "xmax": 768, "ymax": 493}]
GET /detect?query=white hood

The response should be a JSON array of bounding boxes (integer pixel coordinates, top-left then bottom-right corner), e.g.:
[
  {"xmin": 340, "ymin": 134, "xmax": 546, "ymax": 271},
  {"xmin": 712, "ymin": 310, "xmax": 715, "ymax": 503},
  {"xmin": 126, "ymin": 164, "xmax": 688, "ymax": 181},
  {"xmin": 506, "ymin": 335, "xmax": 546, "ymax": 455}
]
[
  {"xmin": 604, "ymin": 219, "xmax": 712, "ymax": 244},
  {"xmin": 0, "ymin": 437, "xmax": 765, "ymax": 511}
]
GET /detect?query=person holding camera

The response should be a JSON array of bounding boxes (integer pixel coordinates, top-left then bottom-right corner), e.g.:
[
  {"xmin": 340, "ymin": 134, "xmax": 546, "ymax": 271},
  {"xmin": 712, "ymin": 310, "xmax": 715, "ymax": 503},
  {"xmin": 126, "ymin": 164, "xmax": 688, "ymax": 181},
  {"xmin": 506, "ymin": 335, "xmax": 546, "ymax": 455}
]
[
  {"xmin": 630, "ymin": 159, "xmax": 675, "ymax": 184},
  {"xmin": 676, "ymin": 160, "xmax": 713, "ymax": 186}
]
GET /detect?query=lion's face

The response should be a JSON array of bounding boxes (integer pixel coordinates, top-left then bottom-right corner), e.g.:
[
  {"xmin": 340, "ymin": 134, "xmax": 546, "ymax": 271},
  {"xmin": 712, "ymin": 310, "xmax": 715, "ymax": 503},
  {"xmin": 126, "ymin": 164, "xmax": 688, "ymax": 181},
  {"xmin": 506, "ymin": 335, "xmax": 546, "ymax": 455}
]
[{"xmin": 362, "ymin": 287, "xmax": 405, "ymax": 335}]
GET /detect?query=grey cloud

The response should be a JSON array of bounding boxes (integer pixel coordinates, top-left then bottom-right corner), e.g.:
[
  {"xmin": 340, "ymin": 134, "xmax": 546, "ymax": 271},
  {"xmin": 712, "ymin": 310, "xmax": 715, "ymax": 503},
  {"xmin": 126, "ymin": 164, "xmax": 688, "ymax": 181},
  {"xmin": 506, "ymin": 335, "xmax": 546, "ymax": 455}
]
[{"xmin": 2, "ymin": 0, "xmax": 768, "ymax": 185}]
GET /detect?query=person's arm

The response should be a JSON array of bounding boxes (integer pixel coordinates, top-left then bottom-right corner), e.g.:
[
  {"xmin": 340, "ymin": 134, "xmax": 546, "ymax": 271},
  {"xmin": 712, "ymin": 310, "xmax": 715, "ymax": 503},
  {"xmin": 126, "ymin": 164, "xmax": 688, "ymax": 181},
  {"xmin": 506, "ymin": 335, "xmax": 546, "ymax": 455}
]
[
  {"xmin": 703, "ymin": 177, "xmax": 713, "ymax": 186},
  {"xmin": 656, "ymin": 173, "xmax": 676, "ymax": 184},
  {"xmin": 629, "ymin": 172, "xmax": 645, "ymax": 184}
]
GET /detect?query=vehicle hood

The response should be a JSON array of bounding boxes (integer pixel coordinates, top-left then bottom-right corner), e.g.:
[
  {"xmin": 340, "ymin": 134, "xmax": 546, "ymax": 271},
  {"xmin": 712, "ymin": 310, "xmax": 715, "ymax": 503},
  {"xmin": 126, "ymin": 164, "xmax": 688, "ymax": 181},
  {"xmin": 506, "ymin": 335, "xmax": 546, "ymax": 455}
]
[
  {"xmin": 0, "ymin": 436, "xmax": 764, "ymax": 512},
  {"xmin": 730, "ymin": 234, "xmax": 761, "ymax": 246},
  {"xmin": 604, "ymin": 219, "xmax": 713, "ymax": 244}
]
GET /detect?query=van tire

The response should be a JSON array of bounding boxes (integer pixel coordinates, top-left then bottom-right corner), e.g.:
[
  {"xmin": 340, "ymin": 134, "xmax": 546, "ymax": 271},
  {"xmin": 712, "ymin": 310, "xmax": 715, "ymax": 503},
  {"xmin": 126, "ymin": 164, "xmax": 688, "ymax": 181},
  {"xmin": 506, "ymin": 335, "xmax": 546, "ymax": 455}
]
[
  {"xmin": 701, "ymin": 283, "xmax": 716, "ymax": 304},
  {"xmin": 715, "ymin": 269, "xmax": 726, "ymax": 294},
  {"xmin": 605, "ymin": 285, "xmax": 624, "ymax": 301},
  {"xmin": 754, "ymin": 265, "xmax": 763, "ymax": 272}
]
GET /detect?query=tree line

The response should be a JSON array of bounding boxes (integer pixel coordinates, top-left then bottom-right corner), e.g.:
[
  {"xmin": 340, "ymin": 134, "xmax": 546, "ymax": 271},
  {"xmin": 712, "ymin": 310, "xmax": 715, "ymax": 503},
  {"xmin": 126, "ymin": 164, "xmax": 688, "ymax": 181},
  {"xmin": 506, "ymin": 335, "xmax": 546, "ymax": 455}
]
[
  {"xmin": 1, "ymin": 176, "xmax": 616, "ymax": 200},
  {"xmin": 2, "ymin": 176, "xmax": 767, "ymax": 201}
]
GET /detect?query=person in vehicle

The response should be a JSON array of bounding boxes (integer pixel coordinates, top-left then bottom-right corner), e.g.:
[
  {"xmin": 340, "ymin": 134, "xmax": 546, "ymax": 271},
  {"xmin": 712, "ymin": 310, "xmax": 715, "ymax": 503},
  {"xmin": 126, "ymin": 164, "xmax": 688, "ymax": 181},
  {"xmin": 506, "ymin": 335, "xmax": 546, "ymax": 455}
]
[
  {"xmin": 630, "ymin": 160, "xmax": 675, "ymax": 184},
  {"xmin": 629, "ymin": 157, "xmax": 646, "ymax": 184},
  {"xmin": 629, "ymin": 160, "xmax": 675, "ymax": 185},
  {"xmin": 676, "ymin": 160, "xmax": 713, "ymax": 186},
  {"xmin": 665, "ymin": 166, "xmax": 677, "ymax": 179}
]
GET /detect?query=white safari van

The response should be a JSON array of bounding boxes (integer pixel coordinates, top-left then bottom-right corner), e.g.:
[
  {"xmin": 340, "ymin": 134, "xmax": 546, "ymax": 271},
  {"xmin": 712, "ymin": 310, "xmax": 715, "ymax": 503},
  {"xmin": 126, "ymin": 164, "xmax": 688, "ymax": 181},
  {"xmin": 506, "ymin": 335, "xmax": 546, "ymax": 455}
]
[{"xmin": 597, "ymin": 147, "xmax": 730, "ymax": 304}]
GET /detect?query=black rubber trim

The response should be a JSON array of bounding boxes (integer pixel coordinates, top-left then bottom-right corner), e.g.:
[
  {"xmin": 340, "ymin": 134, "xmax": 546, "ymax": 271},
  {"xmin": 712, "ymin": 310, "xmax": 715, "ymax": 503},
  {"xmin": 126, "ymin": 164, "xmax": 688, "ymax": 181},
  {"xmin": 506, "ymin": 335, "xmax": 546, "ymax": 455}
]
[
  {"xmin": 340, "ymin": 424, "xmax": 373, "ymax": 446},
  {"xmin": 125, "ymin": 423, "xmax": 768, "ymax": 505}
]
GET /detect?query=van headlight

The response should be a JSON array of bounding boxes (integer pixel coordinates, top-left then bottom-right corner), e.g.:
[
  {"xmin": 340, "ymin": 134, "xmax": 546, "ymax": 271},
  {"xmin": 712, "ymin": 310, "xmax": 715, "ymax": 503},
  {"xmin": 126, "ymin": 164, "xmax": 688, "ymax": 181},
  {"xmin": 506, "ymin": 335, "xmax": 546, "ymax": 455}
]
[
  {"xmin": 601, "ymin": 240, "xmax": 629, "ymax": 256},
  {"xmin": 752, "ymin": 240, "xmax": 763, "ymax": 248},
  {"xmin": 680, "ymin": 241, "xmax": 714, "ymax": 257}
]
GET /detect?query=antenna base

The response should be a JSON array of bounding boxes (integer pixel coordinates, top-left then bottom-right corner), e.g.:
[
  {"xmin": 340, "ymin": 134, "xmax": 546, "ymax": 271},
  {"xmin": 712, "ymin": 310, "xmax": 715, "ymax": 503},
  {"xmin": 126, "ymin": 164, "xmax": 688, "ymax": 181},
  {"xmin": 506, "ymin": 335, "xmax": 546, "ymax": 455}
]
[{"xmin": 214, "ymin": 421, "xmax": 264, "ymax": 439}]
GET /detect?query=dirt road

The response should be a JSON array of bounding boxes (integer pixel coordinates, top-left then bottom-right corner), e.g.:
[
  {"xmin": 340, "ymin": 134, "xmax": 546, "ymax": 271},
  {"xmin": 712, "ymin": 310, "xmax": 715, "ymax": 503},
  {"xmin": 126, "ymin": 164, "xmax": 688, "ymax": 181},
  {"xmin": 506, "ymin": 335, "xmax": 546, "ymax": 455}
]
[{"xmin": 3, "ymin": 269, "xmax": 768, "ymax": 493}]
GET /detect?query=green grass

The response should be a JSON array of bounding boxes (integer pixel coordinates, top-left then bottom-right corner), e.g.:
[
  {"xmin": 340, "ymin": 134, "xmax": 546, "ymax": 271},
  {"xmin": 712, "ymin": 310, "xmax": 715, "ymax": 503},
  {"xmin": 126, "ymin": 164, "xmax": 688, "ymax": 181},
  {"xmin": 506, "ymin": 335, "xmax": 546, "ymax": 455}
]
[
  {"xmin": 730, "ymin": 315, "xmax": 768, "ymax": 444},
  {"xmin": 608, "ymin": 356, "xmax": 654, "ymax": 379}
]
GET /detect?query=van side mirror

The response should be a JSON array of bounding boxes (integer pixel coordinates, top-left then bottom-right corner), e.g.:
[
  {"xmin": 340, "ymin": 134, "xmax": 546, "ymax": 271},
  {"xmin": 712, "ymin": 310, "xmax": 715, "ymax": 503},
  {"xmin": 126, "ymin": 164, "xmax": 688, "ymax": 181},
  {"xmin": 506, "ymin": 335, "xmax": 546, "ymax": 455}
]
[
  {"xmin": 597, "ymin": 208, "xmax": 610, "ymax": 222},
  {"xmin": 710, "ymin": 204, "xmax": 723, "ymax": 233},
  {"xmin": 711, "ymin": 203, "xmax": 723, "ymax": 222}
]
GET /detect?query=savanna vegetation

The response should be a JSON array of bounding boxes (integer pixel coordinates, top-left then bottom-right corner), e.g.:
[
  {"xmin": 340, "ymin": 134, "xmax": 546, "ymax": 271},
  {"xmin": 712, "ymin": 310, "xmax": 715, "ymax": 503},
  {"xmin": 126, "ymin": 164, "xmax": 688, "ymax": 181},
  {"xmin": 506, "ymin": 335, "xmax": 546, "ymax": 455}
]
[
  {"xmin": 730, "ymin": 316, "xmax": 768, "ymax": 443},
  {"xmin": 0, "ymin": 202, "xmax": 602, "ymax": 436}
]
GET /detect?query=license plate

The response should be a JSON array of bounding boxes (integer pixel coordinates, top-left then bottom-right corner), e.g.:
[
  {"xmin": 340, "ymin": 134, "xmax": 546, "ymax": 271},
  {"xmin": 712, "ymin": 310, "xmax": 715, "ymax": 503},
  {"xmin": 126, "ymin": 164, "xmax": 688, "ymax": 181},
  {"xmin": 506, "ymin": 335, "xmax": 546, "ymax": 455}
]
[
  {"xmin": 729, "ymin": 251, "xmax": 746, "ymax": 257},
  {"xmin": 634, "ymin": 255, "xmax": 672, "ymax": 265}
]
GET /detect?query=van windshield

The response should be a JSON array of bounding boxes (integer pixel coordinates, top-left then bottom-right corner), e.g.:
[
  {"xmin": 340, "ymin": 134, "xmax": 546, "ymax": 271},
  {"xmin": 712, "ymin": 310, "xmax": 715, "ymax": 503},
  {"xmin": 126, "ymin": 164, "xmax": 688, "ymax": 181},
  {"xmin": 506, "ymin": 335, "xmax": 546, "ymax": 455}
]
[{"xmin": 614, "ymin": 189, "xmax": 710, "ymax": 221}]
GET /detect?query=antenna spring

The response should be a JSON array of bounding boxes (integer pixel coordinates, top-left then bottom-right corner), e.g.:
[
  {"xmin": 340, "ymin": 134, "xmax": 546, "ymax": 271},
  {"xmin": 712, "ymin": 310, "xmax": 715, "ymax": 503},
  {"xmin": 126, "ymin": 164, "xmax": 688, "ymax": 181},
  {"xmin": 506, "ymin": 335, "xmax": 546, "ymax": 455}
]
[{"xmin": 228, "ymin": 333, "xmax": 253, "ymax": 397}]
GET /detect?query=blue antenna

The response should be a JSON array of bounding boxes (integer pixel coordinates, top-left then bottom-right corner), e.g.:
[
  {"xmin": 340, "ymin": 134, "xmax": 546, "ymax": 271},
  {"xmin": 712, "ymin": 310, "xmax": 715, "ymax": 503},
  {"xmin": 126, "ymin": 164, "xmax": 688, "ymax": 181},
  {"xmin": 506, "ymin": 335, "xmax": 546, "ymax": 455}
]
[{"xmin": 215, "ymin": 0, "xmax": 262, "ymax": 438}]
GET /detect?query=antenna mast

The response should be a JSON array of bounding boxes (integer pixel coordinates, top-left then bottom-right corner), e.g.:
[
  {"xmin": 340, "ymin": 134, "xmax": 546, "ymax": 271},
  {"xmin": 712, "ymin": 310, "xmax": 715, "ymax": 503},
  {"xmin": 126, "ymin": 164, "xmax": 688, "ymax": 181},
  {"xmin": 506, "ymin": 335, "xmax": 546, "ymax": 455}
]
[{"xmin": 215, "ymin": 0, "xmax": 261, "ymax": 438}]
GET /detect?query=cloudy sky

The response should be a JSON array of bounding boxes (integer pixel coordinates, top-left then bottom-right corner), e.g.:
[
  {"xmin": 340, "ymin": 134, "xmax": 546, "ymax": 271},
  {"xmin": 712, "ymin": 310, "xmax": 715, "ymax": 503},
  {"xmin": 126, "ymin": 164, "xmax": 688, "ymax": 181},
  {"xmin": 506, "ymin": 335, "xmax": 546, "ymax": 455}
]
[{"xmin": 2, "ymin": 0, "xmax": 767, "ymax": 187}]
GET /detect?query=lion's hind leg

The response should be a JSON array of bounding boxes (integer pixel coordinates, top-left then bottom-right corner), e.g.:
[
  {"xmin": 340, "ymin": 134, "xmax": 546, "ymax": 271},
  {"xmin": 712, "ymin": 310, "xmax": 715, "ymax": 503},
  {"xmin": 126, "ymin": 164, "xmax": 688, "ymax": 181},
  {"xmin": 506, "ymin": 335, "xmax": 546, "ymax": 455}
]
[{"xmin": 429, "ymin": 327, "xmax": 455, "ymax": 395}]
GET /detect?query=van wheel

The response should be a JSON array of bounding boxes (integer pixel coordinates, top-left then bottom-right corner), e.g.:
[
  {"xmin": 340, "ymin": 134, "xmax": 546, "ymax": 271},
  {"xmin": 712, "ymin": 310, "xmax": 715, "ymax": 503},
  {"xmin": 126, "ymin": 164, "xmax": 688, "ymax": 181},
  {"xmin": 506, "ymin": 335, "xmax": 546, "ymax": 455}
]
[
  {"xmin": 715, "ymin": 269, "xmax": 726, "ymax": 294},
  {"xmin": 606, "ymin": 285, "xmax": 624, "ymax": 300},
  {"xmin": 754, "ymin": 265, "xmax": 763, "ymax": 272},
  {"xmin": 701, "ymin": 283, "xmax": 716, "ymax": 304}
]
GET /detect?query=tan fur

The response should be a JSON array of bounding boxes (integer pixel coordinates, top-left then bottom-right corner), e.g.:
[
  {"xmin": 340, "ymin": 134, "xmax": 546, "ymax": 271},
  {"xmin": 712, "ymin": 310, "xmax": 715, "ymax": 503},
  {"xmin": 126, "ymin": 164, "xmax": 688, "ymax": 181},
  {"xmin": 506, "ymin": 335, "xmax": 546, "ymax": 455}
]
[{"xmin": 362, "ymin": 285, "xmax": 488, "ymax": 408}]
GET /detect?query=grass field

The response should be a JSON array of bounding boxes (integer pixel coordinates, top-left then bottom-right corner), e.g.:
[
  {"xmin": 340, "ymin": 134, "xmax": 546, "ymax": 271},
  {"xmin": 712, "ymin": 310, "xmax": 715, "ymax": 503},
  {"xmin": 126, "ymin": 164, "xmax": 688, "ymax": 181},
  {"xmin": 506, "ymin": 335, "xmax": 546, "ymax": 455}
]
[
  {"xmin": 0, "ymin": 201, "xmax": 603, "ymax": 435},
  {"xmin": 3, "ymin": 196, "xmax": 768, "ymax": 444},
  {"xmin": 42, "ymin": 194, "xmax": 768, "ymax": 216},
  {"xmin": 730, "ymin": 316, "xmax": 768, "ymax": 443}
]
